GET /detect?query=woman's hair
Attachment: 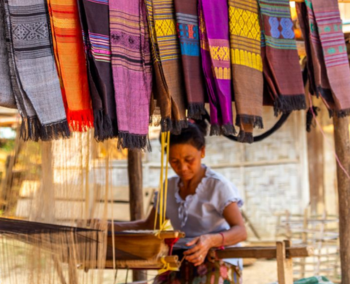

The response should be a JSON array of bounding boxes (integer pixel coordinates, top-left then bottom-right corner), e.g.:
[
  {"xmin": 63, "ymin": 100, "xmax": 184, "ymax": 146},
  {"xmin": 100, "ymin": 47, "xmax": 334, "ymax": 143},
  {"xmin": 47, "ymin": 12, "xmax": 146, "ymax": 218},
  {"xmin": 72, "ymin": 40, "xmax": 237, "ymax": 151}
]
[{"xmin": 168, "ymin": 120, "xmax": 208, "ymax": 150}]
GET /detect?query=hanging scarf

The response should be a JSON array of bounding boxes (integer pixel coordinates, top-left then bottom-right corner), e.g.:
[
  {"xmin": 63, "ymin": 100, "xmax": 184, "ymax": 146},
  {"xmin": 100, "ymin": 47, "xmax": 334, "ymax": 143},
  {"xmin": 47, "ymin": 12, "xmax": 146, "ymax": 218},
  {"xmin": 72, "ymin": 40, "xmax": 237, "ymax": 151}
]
[
  {"xmin": 0, "ymin": 2, "xmax": 16, "ymax": 109},
  {"xmin": 198, "ymin": 0, "xmax": 235, "ymax": 135},
  {"xmin": 47, "ymin": 0, "xmax": 94, "ymax": 132},
  {"xmin": 4, "ymin": 0, "xmax": 69, "ymax": 141},
  {"xmin": 174, "ymin": 0, "xmax": 206, "ymax": 120},
  {"xmin": 145, "ymin": 0, "xmax": 187, "ymax": 134},
  {"xmin": 108, "ymin": 0, "xmax": 152, "ymax": 150},
  {"xmin": 297, "ymin": 0, "xmax": 350, "ymax": 117},
  {"xmin": 259, "ymin": 0, "xmax": 306, "ymax": 115},
  {"xmin": 228, "ymin": 0, "xmax": 263, "ymax": 143},
  {"xmin": 77, "ymin": 0, "xmax": 118, "ymax": 141}
]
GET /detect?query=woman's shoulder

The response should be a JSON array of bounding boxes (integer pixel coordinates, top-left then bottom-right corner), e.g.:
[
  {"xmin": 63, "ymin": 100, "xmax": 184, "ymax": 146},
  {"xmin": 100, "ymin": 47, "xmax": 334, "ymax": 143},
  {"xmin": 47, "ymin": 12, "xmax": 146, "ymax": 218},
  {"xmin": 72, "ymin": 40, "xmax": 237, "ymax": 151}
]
[{"xmin": 204, "ymin": 167, "xmax": 235, "ymax": 188}]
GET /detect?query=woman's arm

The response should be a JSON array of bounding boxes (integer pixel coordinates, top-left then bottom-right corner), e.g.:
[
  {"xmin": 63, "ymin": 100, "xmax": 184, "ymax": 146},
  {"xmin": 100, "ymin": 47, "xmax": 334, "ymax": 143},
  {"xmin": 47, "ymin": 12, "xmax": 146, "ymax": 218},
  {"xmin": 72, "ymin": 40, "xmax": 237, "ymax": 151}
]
[
  {"xmin": 109, "ymin": 207, "xmax": 158, "ymax": 232},
  {"xmin": 184, "ymin": 202, "xmax": 247, "ymax": 266}
]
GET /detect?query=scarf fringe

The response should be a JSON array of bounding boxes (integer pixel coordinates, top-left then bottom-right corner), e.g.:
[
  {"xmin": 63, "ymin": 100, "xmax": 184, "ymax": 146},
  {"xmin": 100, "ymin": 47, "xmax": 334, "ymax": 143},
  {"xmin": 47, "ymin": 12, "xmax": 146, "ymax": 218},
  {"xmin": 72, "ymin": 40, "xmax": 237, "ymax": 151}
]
[
  {"xmin": 210, "ymin": 124, "xmax": 236, "ymax": 136},
  {"xmin": 117, "ymin": 132, "xmax": 151, "ymax": 151},
  {"xmin": 93, "ymin": 109, "xmax": 115, "ymax": 142},
  {"xmin": 328, "ymin": 108, "xmax": 350, "ymax": 118},
  {"xmin": 20, "ymin": 116, "xmax": 71, "ymax": 142},
  {"xmin": 274, "ymin": 95, "xmax": 307, "ymax": 116},
  {"xmin": 306, "ymin": 106, "xmax": 319, "ymax": 132},
  {"xmin": 160, "ymin": 118, "xmax": 188, "ymax": 135},
  {"xmin": 236, "ymin": 115, "xmax": 264, "ymax": 129},
  {"xmin": 67, "ymin": 109, "xmax": 94, "ymax": 132},
  {"xmin": 187, "ymin": 103, "xmax": 206, "ymax": 120},
  {"xmin": 238, "ymin": 130, "xmax": 254, "ymax": 144}
]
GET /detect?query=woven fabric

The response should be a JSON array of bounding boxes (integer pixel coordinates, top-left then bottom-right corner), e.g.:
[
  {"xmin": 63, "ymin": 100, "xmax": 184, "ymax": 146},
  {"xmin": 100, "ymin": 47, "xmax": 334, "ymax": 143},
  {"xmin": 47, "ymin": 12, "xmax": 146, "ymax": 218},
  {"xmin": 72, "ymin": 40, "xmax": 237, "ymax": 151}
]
[
  {"xmin": 146, "ymin": 0, "xmax": 187, "ymax": 134},
  {"xmin": 0, "ymin": 1, "xmax": 16, "ymax": 109},
  {"xmin": 109, "ymin": 0, "xmax": 152, "ymax": 150},
  {"xmin": 229, "ymin": 0, "xmax": 263, "ymax": 143},
  {"xmin": 174, "ymin": 0, "xmax": 206, "ymax": 120},
  {"xmin": 47, "ymin": 0, "xmax": 93, "ymax": 132},
  {"xmin": 5, "ymin": 0, "xmax": 69, "ymax": 141},
  {"xmin": 259, "ymin": 0, "xmax": 306, "ymax": 115},
  {"xmin": 155, "ymin": 257, "xmax": 242, "ymax": 284},
  {"xmin": 298, "ymin": 0, "xmax": 350, "ymax": 117},
  {"xmin": 77, "ymin": 0, "xmax": 118, "ymax": 141},
  {"xmin": 199, "ymin": 0, "xmax": 235, "ymax": 135}
]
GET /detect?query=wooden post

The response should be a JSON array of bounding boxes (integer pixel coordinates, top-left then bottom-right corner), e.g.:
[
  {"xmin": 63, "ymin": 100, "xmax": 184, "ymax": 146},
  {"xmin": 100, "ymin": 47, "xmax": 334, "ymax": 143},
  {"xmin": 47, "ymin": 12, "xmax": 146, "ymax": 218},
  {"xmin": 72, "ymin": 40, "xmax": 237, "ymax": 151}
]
[
  {"xmin": 333, "ymin": 116, "xmax": 350, "ymax": 284},
  {"xmin": 127, "ymin": 149, "xmax": 146, "ymax": 282},
  {"xmin": 276, "ymin": 241, "xmax": 293, "ymax": 284}
]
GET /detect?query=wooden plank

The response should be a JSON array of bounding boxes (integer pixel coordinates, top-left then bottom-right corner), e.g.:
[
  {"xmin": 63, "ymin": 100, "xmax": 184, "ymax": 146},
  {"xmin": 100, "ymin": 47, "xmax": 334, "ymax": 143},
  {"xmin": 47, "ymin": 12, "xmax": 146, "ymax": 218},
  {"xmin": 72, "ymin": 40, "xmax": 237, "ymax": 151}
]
[
  {"xmin": 276, "ymin": 241, "xmax": 293, "ymax": 284},
  {"xmin": 333, "ymin": 115, "xmax": 350, "ymax": 284},
  {"xmin": 214, "ymin": 246, "xmax": 313, "ymax": 259}
]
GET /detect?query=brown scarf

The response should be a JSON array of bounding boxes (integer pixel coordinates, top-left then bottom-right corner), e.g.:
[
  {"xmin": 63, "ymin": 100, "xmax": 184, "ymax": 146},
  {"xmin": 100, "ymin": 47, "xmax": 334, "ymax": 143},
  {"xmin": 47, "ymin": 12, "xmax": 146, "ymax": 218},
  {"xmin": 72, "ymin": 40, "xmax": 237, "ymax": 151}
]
[
  {"xmin": 174, "ymin": 0, "xmax": 206, "ymax": 120},
  {"xmin": 259, "ymin": 0, "xmax": 306, "ymax": 115},
  {"xmin": 145, "ymin": 0, "xmax": 187, "ymax": 134},
  {"xmin": 229, "ymin": 0, "xmax": 263, "ymax": 143}
]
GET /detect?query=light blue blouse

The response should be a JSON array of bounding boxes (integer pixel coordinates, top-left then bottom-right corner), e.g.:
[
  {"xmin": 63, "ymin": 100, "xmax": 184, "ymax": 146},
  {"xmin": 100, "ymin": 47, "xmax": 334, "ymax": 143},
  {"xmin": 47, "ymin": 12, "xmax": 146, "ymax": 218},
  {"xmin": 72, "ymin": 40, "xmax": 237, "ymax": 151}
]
[{"xmin": 155, "ymin": 166, "xmax": 244, "ymax": 268}]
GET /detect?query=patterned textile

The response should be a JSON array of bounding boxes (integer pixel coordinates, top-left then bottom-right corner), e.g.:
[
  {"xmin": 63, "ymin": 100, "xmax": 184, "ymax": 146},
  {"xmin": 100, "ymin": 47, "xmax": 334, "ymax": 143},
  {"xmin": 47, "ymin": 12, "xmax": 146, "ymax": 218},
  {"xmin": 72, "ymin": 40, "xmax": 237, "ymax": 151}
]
[
  {"xmin": 174, "ymin": 0, "xmax": 206, "ymax": 120},
  {"xmin": 0, "ymin": 1, "xmax": 16, "ymax": 109},
  {"xmin": 229, "ymin": 0, "xmax": 263, "ymax": 143},
  {"xmin": 297, "ymin": 0, "xmax": 350, "ymax": 117},
  {"xmin": 145, "ymin": 0, "xmax": 187, "ymax": 134},
  {"xmin": 199, "ymin": 0, "xmax": 235, "ymax": 135},
  {"xmin": 77, "ymin": 0, "xmax": 118, "ymax": 141},
  {"xmin": 154, "ymin": 257, "xmax": 242, "ymax": 284},
  {"xmin": 47, "ymin": 0, "xmax": 93, "ymax": 132},
  {"xmin": 4, "ymin": 0, "xmax": 69, "ymax": 141},
  {"xmin": 259, "ymin": 0, "xmax": 306, "ymax": 115},
  {"xmin": 109, "ymin": 0, "xmax": 152, "ymax": 149}
]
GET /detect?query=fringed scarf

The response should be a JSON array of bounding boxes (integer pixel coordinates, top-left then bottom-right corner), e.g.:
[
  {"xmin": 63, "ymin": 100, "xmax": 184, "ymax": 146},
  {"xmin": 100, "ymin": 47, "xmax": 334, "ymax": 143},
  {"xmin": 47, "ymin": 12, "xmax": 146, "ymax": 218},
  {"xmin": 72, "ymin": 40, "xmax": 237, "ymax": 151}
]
[
  {"xmin": 198, "ymin": 0, "xmax": 235, "ymax": 135},
  {"xmin": 46, "ymin": 0, "xmax": 93, "ymax": 132},
  {"xmin": 297, "ymin": 0, "xmax": 350, "ymax": 117},
  {"xmin": 174, "ymin": 0, "xmax": 206, "ymax": 120},
  {"xmin": 0, "ymin": 2, "xmax": 16, "ymax": 109},
  {"xmin": 108, "ymin": 0, "xmax": 152, "ymax": 150},
  {"xmin": 145, "ymin": 0, "xmax": 187, "ymax": 134},
  {"xmin": 228, "ymin": 0, "xmax": 263, "ymax": 143},
  {"xmin": 4, "ymin": 0, "xmax": 69, "ymax": 141},
  {"xmin": 259, "ymin": 0, "xmax": 306, "ymax": 115},
  {"xmin": 77, "ymin": 0, "xmax": 118, "ymax": 141}
]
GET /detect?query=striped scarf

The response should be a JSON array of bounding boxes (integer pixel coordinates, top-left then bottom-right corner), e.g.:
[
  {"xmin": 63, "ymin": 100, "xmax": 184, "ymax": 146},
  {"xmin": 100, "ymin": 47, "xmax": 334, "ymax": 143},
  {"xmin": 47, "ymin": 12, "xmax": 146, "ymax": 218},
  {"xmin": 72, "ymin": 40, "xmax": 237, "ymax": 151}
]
[
  {"xmin": 4, "ymin": 0, "xmax": 69, "ymax": 141},
  {"xmin": 174, "ymin": 0, "xmax": 206, "ymax": 120},
  {"xmin": 229, "ymin": 0, "xmax": 263, "ymax": 143},
  {"xmin": 259, "ymin": 0, "xmax": 306, "ymax": 115},
  {"xmin": 109, "ymin": 0, "xmax": 152, "ymax": 150},
  {"xmin": 77, "ymin": 0, "xmax": 118, "ymax": 141},
  {"xmin": 297, "ymin": 0, "xmax": 350, "ymax": 117},
  {"xmin": 145, "ymin": 0, "xmax": 187, "ymax": 134},
  {"xmin": 199, "ymin": 0, "xmax": 235, "ymax": 135},
  {"xmin": 47, "ymin": 0, "xmax": 94, "ymax": 132},
  {"xmin": 0, "ymin": 1, "xmax": 16, "ymax": 109}
]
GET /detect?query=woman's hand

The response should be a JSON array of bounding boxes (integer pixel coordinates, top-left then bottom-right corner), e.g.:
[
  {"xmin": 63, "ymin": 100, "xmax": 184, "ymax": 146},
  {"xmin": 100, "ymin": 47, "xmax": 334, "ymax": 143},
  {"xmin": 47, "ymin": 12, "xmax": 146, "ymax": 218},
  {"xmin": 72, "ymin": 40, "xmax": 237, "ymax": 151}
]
[{"xmin": 183, "ymin": 234, "xmax": 216, "ymax": 266}]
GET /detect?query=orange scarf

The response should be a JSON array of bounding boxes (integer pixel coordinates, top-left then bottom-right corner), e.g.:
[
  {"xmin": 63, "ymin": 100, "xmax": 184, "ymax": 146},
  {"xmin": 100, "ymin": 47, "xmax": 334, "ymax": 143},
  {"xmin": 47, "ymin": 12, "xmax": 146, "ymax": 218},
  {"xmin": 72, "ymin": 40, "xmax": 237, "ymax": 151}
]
[{"xmin": 47, "ymin": 0, "xmax": 93, "ymax": 132}]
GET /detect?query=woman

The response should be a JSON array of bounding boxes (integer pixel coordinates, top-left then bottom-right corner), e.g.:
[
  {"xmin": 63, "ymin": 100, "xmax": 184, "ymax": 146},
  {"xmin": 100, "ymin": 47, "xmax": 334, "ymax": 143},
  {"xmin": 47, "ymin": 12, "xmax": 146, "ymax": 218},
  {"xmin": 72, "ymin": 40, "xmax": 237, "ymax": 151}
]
[{"xmin": 111, "ymin": 121, "xmax": 247, "ymax": 284}]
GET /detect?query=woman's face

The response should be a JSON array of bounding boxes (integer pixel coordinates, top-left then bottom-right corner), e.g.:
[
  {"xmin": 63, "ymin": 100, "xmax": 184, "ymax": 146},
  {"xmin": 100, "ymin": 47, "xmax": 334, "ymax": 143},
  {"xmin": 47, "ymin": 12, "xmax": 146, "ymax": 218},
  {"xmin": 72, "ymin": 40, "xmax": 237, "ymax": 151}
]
[{"xmin": 169, "ymin": 143, "xmax": 205, "ymax": 181}]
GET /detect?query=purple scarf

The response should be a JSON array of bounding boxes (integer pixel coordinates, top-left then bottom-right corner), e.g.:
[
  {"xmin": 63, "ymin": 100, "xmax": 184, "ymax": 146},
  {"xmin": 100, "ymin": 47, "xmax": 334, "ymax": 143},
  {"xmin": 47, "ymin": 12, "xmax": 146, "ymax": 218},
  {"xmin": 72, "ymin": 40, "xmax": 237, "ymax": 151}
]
[
  {"xmin": 109, "ymin": 0, "xmax": 152, "ymax": 150},
  {"xmin": 198, "ymin": 0, "xmax": 234, "ymax": 135}
]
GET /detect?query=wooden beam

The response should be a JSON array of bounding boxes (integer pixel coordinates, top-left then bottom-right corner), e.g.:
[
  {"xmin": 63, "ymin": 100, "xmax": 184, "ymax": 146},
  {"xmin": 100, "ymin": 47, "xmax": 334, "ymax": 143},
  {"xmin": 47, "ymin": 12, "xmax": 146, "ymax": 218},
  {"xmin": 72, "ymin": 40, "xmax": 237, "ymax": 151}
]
[
  {"xmin": 276, "ymin": 241, "xmax": 293, "ymax": 284},
  {"xmin": 214, "ymin": 245, "xmax": 313, "ymax": 259},
  {"xmin": 127, "ymin": 149, "xmax": 145, "ymax": 282},
  {"xmin": 333, "ymin": 116, "xmax": 350, "ymax": 284}
]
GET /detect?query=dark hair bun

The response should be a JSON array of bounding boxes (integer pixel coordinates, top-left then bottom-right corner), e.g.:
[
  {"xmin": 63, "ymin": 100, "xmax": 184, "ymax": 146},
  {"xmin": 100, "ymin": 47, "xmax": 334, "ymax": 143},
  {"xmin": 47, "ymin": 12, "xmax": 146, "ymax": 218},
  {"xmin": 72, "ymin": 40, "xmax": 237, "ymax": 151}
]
[{"xmin": 191, "ymin": 119, "xmax": 208, "ymax": 136}]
